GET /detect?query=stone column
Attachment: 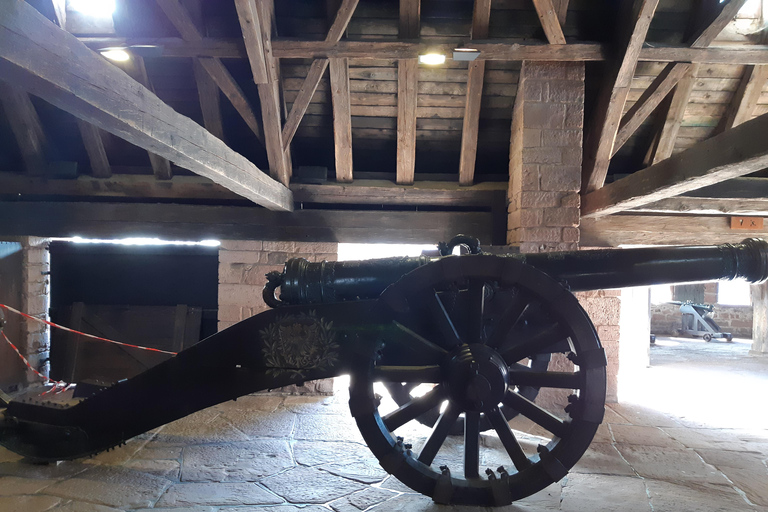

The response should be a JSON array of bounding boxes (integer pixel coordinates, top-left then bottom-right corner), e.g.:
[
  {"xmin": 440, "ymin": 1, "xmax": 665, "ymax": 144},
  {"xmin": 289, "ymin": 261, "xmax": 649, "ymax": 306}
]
[
  {"xmin": 507, "ymin": 61, "xmax": 583, "ymax": 253},
  {"xmin": 218, "ymin": 240, "xmax": 339, "ymax": 394},
  {"xmin": 21, "ymin": 237, "xmax": 51, "ymax": 383},
  {"xmin": 751, "ymin": 282, "xmax": 768, "ymax": 354}
]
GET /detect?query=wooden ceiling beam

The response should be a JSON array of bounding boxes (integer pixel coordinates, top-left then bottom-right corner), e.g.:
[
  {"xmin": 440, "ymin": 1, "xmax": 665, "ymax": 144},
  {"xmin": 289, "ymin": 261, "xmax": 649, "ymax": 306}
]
[
  {"xmin": 156, "ymin": 0, "xmax": 263, "ymax": 145},
  {"xmin": 532, "ymin": 0, "xmax": 566, "ymax": 44},
  {"xmin": 582, "ymin": 113, "xmax": 768, "ymax": 218},
  {"xmin": 329, "ymin": 58, "xmax": 353, "ymax": 182},
  {"xmin": 553, "ymin": 0, "xmax": 569, "ymax": 26},
  {"xmin": 688, "ymin": 0, "xmax": 749, "ymax": 48},
  {"xmin": 117, "ymin": 56, "xmax": 173, "ymax": 180},
  {"xmin": 581, "ymin": 0, "xmax": 660, "ymax": 194},
  {"xmin": 396, "ymin": 0, "xmax": 420, "ymax": 186},
  {"xmin": 0, "ymin": 82, "xmax": 48, "ymax": 176},
  {"xmin": 647, "ymin": 63, "xmax": 698, "ymax": 165},
  {"xmin": 0, "ymin": 1, "xmax": 292, "ymax": 210},
  {"xmin": 76, "ymin": 120, "xmax": 111, "ymax": 178},
  {"xmin": 612, "ymin": 62, "xmax": 691, "ymax": 156},
  {"xmin": 459, "ymin": 0, "xmax": 492, "ymax": 186},
  {"xmin": 631, "ymin": 196, "xmax": 768, "ymax": 216},
  {"xmin": 581, "ymin": 214, "xmax": 768, "ymax": 247},
  {"xmin": 718, "ymin": 64, "xmax": 768, "ymax": 132},
  {"xmin": 233, "ymin": 0, "xmax": 268, "ymax": 84},
  {"xmin": 250, "ymin": 0, "xmax": 291, "ymax": 186},
  {"xmin": 280, "ymin": 0, "xmax": 359, "ymax": 149}
]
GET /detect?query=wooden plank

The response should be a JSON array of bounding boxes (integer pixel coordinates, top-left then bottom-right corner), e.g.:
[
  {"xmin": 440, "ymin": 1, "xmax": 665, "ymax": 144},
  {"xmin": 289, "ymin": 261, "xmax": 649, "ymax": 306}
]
[
  {"xmin": 0, "ymin": 201, "xmax": 499, "ymax": 245},
  {"xmin": 0, "ymin": 82, "xmax": 47, "ymax": 176},
  {"xmin": 400, "ymin": 0, "xmax": 420, "ymax": 38},
  {"xmin": 581, "ymin": 0, "xmax": 660, "ymax": 193},
  {"xmin": 0, "ymin": 1, "xmax": 291, "ymax": 210},
  {"xmin": 582, "ymin": 114, "xmax": 768, "ymax": 218},
  {"xmin": 532, "ymin": 0, "xmax": 566, "ymax": 44},
  {"xmin": 233, "ymin": 0, "xmax": 268, "ymax": 84},
  {"xmin": 192, "ymin": 59, "xmax": 225, "ymax": 140},
  {"xmin": 718, "ymin": 65, "xmax": 768, "ymax": 132},
  {"xmin": 76, "ymin": 120, "xmax": 111, "ymax": 178},
  {"xmin": 329, "ymin": 58, "xmax": 353, "ymax": 182},
  {"xmin": 581, "ymin": 214, "xmax": 768, "ymax": 247},
  {"xmin": 458, "ymin": 0, "xmax": 492, "ymax": 186},
  {"xmin": 396, "ymin": 59, "xmax": 418, "ymax": 185},
  {"xmin": 632, "ymin": 196, "xmax": 768, "ymax": 216},
  {"xmin": 649, "ymin": 63, "xmax": 699, "ymax": 164},
  {"xmin": 172, "ymin": 304, "xmax": 189, "ymax": 353},
  {"xmin": 613, "ymin": 63, "xmax": 691, "ymax": 156},
  {"xmin": 281, "ymin": 0, "xmax": 359, "ymax": 149}
]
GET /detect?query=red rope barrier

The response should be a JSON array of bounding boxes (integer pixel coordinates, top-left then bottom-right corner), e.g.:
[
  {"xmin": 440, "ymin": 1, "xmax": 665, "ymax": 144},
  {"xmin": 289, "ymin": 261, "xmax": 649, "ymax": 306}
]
[
  {"xmin": 0, "ymin": 304, "xmax": 177, "ymax": 355},
  {"xmin": 1, "ymin": 330, "xmax": 70, "ymax": 394}
]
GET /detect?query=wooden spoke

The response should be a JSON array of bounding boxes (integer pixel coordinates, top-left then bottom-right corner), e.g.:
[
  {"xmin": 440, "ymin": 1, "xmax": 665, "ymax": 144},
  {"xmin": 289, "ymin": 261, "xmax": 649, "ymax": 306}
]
[
  {"xmin": 500, "ymin": 323, "xmax": 569, "ymax": 363},
  {"xmin": 486, "ymin": 297, "xmax": 532, "ymax": 349},
  {"xmin": 508, "ymin": 364, "xmax": 581, "ymax": 389},
  {"xmin": 486, "ymin": 407, "xmax": 532, "ymax": 471},
  {"xmin": 464, "ymin": 411, "xmax": 480, "ymax": 478},
  {"xmin": 383, "ymin": 385, "xmax": 445, "ymax": 431},
  {"xmin": 466, "ymin": 281, "xmax": 486, "ymax": 344},
  {"xmin": 503, "ymin": 390, "xmax": 568, "ymax": 438},
  {"xmin": 374, "ymin": 365, "xmax": 441, "ymax": 383},
  {"xmin": 427, "ymin": 291, "xmax": 462, "ymax": 348},
  {"xmin": 393, "ymin": 321, "xmax": 449, "ymax": 355},
  {"xmin": 418, "ymin": 402, "xmax": 461, "ymax": 466}
]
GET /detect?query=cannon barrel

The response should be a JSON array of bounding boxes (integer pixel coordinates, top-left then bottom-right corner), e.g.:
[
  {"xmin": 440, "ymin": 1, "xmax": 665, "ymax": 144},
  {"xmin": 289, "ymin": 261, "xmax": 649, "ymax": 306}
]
[{"xmin": 270, "ymin": 238, "xmax": 768, "ymax": 306}]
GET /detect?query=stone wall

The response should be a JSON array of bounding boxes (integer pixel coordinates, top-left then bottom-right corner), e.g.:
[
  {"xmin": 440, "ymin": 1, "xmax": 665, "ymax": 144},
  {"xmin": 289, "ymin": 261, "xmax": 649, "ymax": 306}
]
[
  {"xmin": 218, "ymin": 240, "xmax": 338, "ymax": 395},
  {"xmin": 576, "ymin": 290, "xmax": 622, "ymax": 403},
  {"xmin": 651, "ymin": 302, "xmax": 753, "ymax": 338}
]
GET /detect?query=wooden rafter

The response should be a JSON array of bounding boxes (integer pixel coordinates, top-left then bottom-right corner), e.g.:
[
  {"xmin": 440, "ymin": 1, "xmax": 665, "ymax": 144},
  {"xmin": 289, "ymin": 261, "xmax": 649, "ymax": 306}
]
[
  {"xmin": 582, "ymin": 113, "xmax": 768, "ymax": 218},
  {"xmin": 0, "ymin": 82, "xmax": 47, "ymax": 175},
  {"xmin": 553, "ymin": 0, "xmax": 569, "ymax": 26},
  {"xmin": 329, "ymin": 58, "xmax": 353, "ymax": 182},
  {"xmin": 0, "ymin": 0, "xmax": 292, "ymax": 210},
  {"xmin": 280, "ymin": 0, "xmax": 359, "ymax": 149},
  {"xmin": 581, "ymin": 0, "xmax": 660, "ymax": 194},
  {"xmin": 156, "ymin": 0, "xmax": 263, "ymax": 145},
  {"xmin": 648, "ymin": 63, "xmax": 698, "ymax": 165},
  {"xmin": 118, "ymin": 56, "xmax": 173, "ymax": 180},
  {"xmin": 192, "ymin": 59, "xmax": 225, "ymax": 141},
  {"xmin": 645, "ymin": 0, "xmax": 748, "ymax": 165},
  {"xmin": 532, "ymin": 0, "xmax": 566, "ymax": 44},
  {"xmin": 396, "ymin": 0, "xmax": 420, "ymax": 185},
  {"xmin": 458, "ymin": 0, "xmax": 492, "ymax": 186},
  {"xmin": 234, "ymin": 0, "xmax": 268, "ymax": 84},
  {"xmin": 612, "ymin": 62, "xmax": 691, "ymax": 156},
  {"xmin": 76, "ymin": 120, "xmax": 111, "ymax": 178},
  {"xmin": 251, "ymin": 0, "xmax": 291, "ymax": 186},
  {"xmin": 717, "ymin": 65, "xmax": 768, "ymax": 132}
]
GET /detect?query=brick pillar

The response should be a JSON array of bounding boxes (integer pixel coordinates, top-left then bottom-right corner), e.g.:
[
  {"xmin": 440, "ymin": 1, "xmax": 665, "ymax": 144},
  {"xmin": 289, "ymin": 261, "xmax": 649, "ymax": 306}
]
[
  {"xmin": 21, "ymin": 238, "xmax": 51, "ymax": 383},
  {"xmin": 218, "ymin": 240, "xmax": 339, "ymax": 394},
  {"xmin": 508, "ymin": 61, "xmax": 583, "ymax": 253}
]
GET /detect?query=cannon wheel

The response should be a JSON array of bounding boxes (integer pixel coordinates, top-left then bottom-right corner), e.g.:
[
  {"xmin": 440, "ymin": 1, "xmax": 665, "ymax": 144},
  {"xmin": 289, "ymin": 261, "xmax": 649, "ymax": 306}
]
[{"xmin": 349, "ymin": 256, "xmax": 606, "ymax": 506}]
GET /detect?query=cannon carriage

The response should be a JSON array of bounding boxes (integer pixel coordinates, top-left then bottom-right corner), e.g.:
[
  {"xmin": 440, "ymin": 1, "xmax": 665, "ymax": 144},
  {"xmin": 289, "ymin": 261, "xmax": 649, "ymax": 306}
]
[{"xmin": 1, "ymin": 237, "xmax": 767, "ymax": 506}]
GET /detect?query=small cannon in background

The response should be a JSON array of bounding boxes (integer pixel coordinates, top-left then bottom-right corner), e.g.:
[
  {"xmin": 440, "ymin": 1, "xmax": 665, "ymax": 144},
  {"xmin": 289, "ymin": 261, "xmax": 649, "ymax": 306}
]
[{"xmin": 1, "ymin": 237, "xmax": 767, "ymax": 506}]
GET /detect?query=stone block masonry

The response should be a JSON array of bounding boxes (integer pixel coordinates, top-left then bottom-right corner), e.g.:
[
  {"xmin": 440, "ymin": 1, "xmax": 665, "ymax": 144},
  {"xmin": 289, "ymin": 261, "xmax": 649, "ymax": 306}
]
[
  {"xmin": 218, "ymin": 240, "xmax": 339, "ymax": 395},
  {"xmin": 508, "ymin": 61, "xmax": 584, "ymax": 254}
]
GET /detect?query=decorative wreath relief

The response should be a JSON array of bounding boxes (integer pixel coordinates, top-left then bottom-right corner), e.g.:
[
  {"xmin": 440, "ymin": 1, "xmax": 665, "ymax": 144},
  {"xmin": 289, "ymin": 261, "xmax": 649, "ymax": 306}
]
[{"xmin": 260, "ymin": 311, "xmax": 339, "ymax": 378}]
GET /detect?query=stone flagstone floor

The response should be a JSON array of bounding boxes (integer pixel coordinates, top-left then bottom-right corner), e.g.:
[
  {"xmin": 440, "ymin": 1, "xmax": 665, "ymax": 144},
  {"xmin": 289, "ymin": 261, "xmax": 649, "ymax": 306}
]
[{"xmin": 0, "ymin": 336, "xmax": 766, "ymax": 512}]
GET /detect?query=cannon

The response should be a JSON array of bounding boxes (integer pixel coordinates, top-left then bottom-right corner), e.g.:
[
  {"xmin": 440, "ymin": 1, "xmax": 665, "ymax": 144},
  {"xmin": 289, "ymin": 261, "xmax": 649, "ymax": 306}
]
[{"xmin": 1, "ymin": 237, "xmax": 767, "ymax": 506}]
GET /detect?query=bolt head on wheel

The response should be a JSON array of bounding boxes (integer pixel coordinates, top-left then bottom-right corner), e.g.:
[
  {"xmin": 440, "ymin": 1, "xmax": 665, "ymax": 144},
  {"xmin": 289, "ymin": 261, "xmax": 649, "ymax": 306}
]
[{"xmin": 445, "ymin": 344, "xmax": 509, "ymax": 412}]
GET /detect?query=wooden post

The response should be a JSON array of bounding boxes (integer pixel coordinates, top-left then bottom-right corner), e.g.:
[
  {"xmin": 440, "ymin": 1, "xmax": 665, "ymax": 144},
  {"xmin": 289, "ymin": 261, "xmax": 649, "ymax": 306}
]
[{"xmin": 751, "ymin": 282, "xmax": 768, "ymax": 354}]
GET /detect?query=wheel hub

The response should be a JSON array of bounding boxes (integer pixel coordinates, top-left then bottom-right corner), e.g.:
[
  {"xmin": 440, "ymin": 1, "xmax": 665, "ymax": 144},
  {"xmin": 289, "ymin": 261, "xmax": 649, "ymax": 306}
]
[{"xmin": 444, "ymin": 344, "xmax": 509, "ymax": 412}]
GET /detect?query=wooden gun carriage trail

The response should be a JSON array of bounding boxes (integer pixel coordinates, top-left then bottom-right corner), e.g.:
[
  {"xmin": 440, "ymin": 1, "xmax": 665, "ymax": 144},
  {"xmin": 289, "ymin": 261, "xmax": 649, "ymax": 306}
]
[{"xmin": 2, "ymin": 236, "xmax": 768, "ymax": 507}]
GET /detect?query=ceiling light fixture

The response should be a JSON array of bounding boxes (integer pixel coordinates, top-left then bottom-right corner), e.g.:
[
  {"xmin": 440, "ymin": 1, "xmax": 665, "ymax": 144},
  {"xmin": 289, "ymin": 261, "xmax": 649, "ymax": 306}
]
[
  {"xmin": 100, "ymin": 48, "xmax": 131, "ymax": 62},
  {"xmin": 69, "ymin": 0, "xmax": 117, "ymax": 18},
  {"xmin": 418, "ymin": 53, "xmax": 446, "ymax": 66},
  {"xmin": 453, "ymin": 48, "xmax": 480, "ymax": 61}
]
